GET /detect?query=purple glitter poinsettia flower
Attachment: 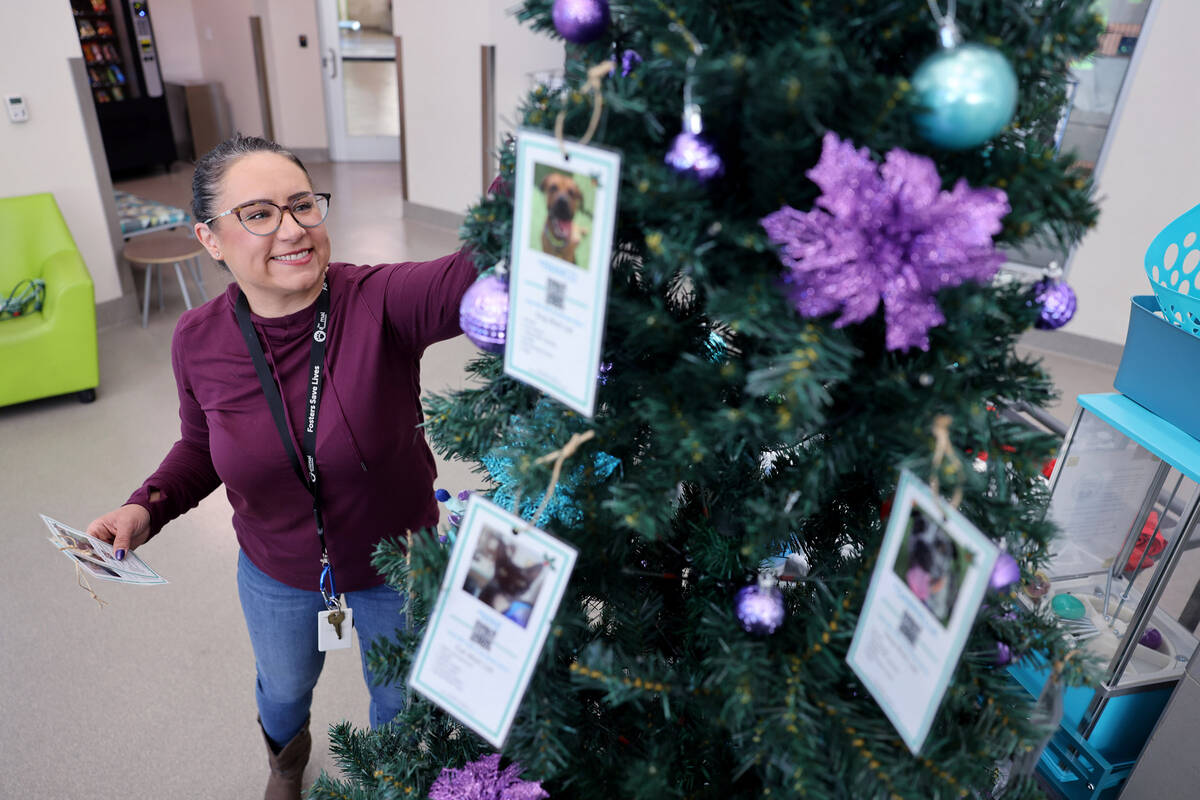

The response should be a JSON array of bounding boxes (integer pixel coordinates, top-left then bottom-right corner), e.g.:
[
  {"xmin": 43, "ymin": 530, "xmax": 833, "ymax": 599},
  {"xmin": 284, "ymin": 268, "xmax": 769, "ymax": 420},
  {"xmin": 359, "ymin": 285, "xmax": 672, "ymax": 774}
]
[
  {"xmin": 761, "ymin": 132, "xmax": 1010, "ymax": 351},
  {"xmin": 427, "ymin": 753, "xmax": 549, "ymax": 800}
]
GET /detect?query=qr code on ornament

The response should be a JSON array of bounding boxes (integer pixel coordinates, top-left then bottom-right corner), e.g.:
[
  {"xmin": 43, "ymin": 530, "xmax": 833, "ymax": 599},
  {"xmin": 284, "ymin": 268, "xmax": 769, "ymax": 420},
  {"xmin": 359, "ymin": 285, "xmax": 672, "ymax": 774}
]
[
  {"xmin": 470, "ymin": 620, "xmax": 497, "ymax": 651},
  {"xmin": 898, "ymin": 611, "xmax": 921, "ymax": 647},
  {"xmin": 545, "ymin": 278, "xmax": 566, "ymax": 310}
]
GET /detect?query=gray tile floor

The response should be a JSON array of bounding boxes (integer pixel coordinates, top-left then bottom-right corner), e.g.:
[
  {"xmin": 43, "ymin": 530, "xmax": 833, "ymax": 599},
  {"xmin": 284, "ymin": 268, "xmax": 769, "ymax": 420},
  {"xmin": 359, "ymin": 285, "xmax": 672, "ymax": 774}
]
[
  {"xmin": 342, "ymin": 60, "xmax": 400, "ymax": 138},
  {"xmin": 0, "ymin": 158, "xmax": 1155, "ymax": 798},
  {"xmin": 338, "ymin": 28, "xmax": 399, "ymax": 138}
]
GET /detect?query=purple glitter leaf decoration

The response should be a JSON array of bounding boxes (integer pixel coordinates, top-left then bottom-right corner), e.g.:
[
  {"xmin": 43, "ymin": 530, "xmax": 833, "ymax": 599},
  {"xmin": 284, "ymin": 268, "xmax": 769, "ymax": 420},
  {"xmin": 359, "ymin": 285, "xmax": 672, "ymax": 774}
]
[
  {"xmin": 427, "ymin": 753, "xmax": 549, "ymax": 800},
  {"xmin": 761, "ymin": 132, "xmax": 1010, "ymax": 351}
]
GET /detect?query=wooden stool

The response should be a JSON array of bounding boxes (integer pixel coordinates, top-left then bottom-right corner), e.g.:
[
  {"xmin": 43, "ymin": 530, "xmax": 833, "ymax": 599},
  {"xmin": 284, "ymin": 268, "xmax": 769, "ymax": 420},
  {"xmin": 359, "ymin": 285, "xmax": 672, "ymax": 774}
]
[{"xmin": 122, "ymin": 231, "xmax": 211, "ymax": 328}]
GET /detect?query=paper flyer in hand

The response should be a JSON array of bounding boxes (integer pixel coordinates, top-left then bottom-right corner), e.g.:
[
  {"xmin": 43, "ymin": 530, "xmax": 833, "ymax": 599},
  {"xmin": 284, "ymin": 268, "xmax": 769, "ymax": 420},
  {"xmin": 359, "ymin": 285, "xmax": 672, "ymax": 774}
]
[
  {"xmin": 409, "ymin": 495, "xmax": 577, "ymax": 748},
  {"xmin": 504, "ymin": 128, "xmax": 622, "ymax": 418},
  {"xmin": 845, "ymin": 471, "xmax": 998, "ymax": 753},
  {"xmin": 41, "ymin": 514, "xmax": 167, "ymax": 585}
]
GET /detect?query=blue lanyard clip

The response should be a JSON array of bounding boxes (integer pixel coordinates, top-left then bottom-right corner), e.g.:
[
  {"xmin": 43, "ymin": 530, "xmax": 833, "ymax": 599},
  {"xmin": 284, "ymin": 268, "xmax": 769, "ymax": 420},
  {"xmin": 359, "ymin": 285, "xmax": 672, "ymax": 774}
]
[{"xmin": 319, "ymin": 557, "xmax": 339, "ymax": 610}]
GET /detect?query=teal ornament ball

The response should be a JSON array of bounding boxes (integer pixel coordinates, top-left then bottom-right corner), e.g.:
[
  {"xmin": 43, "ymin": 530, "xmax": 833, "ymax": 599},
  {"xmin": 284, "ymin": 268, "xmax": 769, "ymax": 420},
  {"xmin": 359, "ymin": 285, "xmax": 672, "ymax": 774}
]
[{"xmin": 912, "ymin": 41, "xmax": 1018, "ymax": 151}]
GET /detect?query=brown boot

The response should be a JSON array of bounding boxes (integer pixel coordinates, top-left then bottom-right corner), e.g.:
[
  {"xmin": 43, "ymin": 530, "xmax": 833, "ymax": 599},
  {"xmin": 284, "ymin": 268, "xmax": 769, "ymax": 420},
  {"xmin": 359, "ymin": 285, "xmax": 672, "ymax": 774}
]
[{"xmin": 259, "ymin": 716, "xmax": 312, "ymax": 800}]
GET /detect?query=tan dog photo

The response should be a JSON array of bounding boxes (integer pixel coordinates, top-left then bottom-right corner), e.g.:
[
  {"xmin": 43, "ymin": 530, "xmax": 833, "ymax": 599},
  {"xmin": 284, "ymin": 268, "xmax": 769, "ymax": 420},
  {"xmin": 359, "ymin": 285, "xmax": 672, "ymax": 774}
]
[{"xmin": 539, "ymin": 172, "xmax": 589, "ymax": 264}]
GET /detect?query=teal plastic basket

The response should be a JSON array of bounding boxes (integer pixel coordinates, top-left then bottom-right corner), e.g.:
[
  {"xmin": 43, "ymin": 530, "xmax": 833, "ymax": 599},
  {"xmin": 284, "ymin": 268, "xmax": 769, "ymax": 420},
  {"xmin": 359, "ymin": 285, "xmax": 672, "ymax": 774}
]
[{"xmin": 1145, "ymin": 202, "xmax": 1200, "ymax": 336}]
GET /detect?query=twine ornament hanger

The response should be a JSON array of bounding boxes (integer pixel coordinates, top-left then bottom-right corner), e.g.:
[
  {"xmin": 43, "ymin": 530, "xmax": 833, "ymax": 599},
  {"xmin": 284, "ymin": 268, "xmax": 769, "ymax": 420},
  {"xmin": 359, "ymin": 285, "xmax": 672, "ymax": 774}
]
[
  {"xmin": 56, "ymin": 540, "xmax": 109, "ymax": 609},
  {"xmin": 925, "ymin": 0, "xmax": 964, "ymax": 47},
  {"xmin": 929, "ymin": 414, "xmax": 964, "ymax": 511},
  {"xmin": 554, "ymin": 61, "xmax": 616, "ymax": 158},
  {"xmin": 512, "ymin": 429, "xmax": 597, "ymax": 532}
]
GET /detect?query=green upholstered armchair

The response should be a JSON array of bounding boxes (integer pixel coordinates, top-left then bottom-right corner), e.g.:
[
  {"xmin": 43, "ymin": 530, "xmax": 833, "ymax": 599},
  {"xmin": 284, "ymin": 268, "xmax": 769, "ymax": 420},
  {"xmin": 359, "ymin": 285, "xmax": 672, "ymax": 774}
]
[{"xmin": 0, "ymin": 193, "xmax": 100, "ymax": 406}]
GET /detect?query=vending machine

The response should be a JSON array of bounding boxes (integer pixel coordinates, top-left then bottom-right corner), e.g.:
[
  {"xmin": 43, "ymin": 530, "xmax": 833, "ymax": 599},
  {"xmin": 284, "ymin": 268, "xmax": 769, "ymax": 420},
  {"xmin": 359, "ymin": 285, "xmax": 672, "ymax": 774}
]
[{"xmin": 72, "ymin": 0, "xmax": 175, "ymax": 175}]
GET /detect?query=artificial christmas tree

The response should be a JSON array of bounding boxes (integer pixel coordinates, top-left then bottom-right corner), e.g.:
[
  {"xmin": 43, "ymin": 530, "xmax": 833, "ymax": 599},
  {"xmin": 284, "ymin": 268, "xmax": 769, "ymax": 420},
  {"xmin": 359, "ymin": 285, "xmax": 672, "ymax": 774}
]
[{"xmin": 310, "ymin": 2, "xmax": 1103, "ymax": 798}]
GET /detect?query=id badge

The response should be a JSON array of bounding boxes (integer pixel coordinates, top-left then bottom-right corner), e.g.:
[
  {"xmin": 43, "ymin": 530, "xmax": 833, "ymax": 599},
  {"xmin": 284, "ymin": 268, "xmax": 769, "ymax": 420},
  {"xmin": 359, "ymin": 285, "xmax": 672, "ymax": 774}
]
[{"xmin": 317, "ymin": 605, "xmax": 353, "ymax": 652}]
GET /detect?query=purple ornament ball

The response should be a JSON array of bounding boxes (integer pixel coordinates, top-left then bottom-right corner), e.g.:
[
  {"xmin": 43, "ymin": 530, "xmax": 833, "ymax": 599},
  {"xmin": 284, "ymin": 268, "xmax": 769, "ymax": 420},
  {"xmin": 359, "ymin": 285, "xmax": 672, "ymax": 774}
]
[
  {"xmin": 995, "ymin": 641, "xmax": 1013, "ymax": 666},
  {"xmin": 735, "ymin": 583, "xmax": 785, "ymax": 635},
  {"xmin": 1139, "ymin": 627, "xmax": 1163, "ymax": 650},
  {"xmin": 459, "ymin": 275, "xmax": 509, "ymax": 353},
  {"xmin": 990, "ymin": 553, "xmax": 1021, "ymax": 591},
  {"xmin": 665, "ymin": 131, "xmax": 723, "ymax": 181},
  {"xmin": 1032, "ymin": 278, "xmax": 1077, "ymax": 330},
  {"xmin": 552, "ymin": 0, "xmax": 610, "ymax": 44}
]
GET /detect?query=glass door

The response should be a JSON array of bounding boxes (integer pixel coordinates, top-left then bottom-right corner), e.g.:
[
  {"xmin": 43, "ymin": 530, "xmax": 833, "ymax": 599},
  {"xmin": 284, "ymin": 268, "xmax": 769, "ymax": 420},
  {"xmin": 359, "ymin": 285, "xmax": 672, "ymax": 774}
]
[
  {"xmin": 316, "ymin": 0, "xmax": 400, "ymax": 162},
  {"xmin": 1006, "ymin": 0, "xmax": 1156, "ymax": 275}
]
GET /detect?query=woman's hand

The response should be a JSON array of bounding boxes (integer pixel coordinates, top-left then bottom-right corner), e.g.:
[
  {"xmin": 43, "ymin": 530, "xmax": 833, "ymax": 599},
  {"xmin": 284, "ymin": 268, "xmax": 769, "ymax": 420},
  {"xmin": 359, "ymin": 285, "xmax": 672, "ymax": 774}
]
[{"xmin": 87, "ymin": 504, "xmax": 151, "ymax": 560}]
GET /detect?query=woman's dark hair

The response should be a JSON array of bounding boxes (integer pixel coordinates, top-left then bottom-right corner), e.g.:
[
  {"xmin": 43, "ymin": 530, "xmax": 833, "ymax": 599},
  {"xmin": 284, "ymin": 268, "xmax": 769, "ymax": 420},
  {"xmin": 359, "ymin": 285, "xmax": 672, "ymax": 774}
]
[{"xmin": 191, "ymin": 133, "xmax": 311, "ymax": 223}]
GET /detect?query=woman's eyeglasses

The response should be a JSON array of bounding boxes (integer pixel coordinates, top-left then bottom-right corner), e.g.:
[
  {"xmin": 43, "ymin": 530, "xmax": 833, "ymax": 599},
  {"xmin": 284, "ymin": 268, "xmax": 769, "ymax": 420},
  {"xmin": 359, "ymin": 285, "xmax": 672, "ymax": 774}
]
[{"xmin": 203, "ymin": 192, "xmax": 331, "ymax": 236}]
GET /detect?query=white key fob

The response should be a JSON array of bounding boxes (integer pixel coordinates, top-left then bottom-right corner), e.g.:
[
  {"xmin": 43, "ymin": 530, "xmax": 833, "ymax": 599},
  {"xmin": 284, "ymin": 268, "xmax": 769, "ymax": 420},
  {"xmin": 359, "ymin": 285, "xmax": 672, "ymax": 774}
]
[{"xmin": 317, "ymin": 606, "xmax": 353, "ymax": 652}]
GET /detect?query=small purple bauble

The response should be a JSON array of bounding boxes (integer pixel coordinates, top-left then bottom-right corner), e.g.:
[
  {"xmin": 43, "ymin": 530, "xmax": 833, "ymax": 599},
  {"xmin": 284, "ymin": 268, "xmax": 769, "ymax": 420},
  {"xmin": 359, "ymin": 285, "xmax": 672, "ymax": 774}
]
[
  {"xmin": 552, "ymin": 0, "xmax": 610, "ymax": 44},
  {"xmin": 1139, "ymin": 627, "xmax": 1163, "ymax": 650},
  {"xmin": 620, "ymin": 48, "xmax": 642, "ymax": 76},
  {"xmin": 1032, "ymin": 278, "xmax": 1077, "ymax": 330},
  {"xmin": 990, "ymin": 553, "xmax": 1021, "ymax": 591},
  {"xmin": 996, "ymin": 641, "xmax": 1013, "ymax": 666},
  {"xmin": 459, "ymin": 275, "xmax": 509, "ymax": 353},
  {"xmin": 665, "ymin": 131, "xmax": 723, "ymax": 181},
  {"xmin": 735, "ymin": 583, "xmax": 785, "ymax": 635}
]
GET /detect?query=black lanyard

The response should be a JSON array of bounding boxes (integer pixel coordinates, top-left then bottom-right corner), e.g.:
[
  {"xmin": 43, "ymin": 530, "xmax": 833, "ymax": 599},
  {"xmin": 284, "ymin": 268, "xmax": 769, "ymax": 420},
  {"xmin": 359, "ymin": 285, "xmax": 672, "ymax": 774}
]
[{"xmin": 234, "ymin": 281, "xmax": 338, "ymax": 607}]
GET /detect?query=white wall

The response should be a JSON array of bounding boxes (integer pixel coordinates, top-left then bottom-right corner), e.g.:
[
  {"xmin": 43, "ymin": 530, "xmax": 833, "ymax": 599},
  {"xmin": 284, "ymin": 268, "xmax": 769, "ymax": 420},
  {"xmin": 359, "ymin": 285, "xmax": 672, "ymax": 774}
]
[
  {"xmin": 0, "ymin": 3, "xmax": 122, "ymax": 304},
  {"xmin": 395, "ymin": 1, "xmax": 563, "ymax": 214},
  {"xmin": 1069, "ymin": 0, "xmax": 1200, "ymax": 345},
  {"xmin": 152, "ymin": 0, "xmax": 205, "ymax": 82}
]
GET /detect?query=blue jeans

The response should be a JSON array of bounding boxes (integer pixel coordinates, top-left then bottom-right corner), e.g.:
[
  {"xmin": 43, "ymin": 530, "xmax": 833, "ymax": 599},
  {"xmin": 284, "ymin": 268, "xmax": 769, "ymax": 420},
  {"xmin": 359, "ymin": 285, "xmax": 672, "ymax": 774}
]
[{"xmin": 237, "ymin": 550, "xmax": 409, "ymax": 746}]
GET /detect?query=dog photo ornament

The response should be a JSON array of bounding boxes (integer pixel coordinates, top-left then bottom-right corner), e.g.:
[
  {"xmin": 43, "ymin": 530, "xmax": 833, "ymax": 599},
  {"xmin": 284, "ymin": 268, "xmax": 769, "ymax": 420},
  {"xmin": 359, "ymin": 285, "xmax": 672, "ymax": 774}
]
[
  {"xmin": 505, "ymin": 128, "xmax": 622, "ymax": 417},
  {"xmin": 845, "ymin": 470, "xmax": 999, "ymax": 754}
]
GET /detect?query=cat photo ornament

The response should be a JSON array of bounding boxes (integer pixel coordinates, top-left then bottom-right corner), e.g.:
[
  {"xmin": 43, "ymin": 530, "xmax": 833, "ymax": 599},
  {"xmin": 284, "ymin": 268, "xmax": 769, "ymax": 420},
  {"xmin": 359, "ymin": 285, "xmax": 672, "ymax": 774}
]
[
  {"xmin": 409, "ymin": 494, "xmax": 578, "ymax": 748},
  {"xmin": 845, "ymin": 470, "xmax": 999, "ymax": 754}
]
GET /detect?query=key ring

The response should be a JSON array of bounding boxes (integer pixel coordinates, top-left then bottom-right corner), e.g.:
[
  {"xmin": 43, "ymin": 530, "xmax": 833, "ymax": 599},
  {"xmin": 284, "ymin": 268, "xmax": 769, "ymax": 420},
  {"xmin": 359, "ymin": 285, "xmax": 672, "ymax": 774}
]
[{"xmin": 319, "ymin": 560, "xmax": 339, "ymax": 610}]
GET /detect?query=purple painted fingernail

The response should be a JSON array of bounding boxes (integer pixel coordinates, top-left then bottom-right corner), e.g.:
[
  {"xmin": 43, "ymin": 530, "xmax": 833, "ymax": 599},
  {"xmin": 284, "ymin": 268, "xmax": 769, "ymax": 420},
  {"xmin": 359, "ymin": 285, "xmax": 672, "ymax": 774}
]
[{"xmin": 115, "ymin": 549, "xmax": 126, "ymax": 561}]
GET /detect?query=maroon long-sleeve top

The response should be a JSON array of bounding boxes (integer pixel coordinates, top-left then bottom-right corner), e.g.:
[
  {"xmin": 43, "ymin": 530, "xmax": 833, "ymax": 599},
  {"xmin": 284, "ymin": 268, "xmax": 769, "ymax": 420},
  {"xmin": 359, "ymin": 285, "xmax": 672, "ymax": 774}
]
[{"xmin": 126, "ymin": 253, "xmax": 477, "ymax": 592}]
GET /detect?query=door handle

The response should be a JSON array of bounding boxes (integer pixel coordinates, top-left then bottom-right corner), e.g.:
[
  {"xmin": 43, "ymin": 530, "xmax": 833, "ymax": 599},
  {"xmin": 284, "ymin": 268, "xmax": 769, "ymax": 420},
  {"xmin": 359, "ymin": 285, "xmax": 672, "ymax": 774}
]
[{"xmin": 328, "ymin": 48, "xmax": 338, "ymax": 79}]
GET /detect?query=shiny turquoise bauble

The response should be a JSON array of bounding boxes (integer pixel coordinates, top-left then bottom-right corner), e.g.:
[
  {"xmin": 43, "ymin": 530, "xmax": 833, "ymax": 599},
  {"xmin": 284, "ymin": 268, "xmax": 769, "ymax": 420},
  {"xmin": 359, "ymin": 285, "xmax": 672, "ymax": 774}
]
[{"xmin": 911, "ymin": 42, "xmax": 1018, "ymax": 151}]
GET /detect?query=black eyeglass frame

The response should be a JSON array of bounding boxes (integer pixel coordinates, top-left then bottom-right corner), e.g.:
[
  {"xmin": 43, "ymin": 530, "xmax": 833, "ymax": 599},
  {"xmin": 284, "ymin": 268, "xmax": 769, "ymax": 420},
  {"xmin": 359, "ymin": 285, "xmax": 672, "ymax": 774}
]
[{"xmin": 202, "ymin": 192, "xmax": 332, "ymax": 236}]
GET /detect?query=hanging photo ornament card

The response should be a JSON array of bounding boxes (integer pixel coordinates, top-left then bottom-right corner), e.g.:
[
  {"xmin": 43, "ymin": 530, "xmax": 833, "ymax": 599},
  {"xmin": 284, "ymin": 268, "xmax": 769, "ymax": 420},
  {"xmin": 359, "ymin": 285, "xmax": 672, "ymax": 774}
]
[
  {"xmin": 504, "ymin": 128, "xmax": 622, "ymax": 418},
  {"xmin": 845, "ymin": 470, "xmax": 999, "ymax": 754},
  {"xmin": 408, "ymin": 495, "xmax": 578, "ymax": 748}
]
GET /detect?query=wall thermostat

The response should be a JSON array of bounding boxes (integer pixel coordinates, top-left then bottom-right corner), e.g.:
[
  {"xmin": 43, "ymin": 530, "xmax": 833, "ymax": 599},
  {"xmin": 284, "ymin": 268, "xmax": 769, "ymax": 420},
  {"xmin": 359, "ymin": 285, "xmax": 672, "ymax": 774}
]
[{"xmin": 5, "ymin": 95, "xmax": 29, "ymax": 123}]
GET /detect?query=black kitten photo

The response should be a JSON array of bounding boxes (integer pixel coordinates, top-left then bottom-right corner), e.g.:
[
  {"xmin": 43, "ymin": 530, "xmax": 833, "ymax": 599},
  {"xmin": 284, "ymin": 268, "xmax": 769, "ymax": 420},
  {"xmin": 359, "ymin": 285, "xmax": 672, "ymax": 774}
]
[{"xmin": 478, "ymin": 541, "xmax": 543, "ymax": 610}]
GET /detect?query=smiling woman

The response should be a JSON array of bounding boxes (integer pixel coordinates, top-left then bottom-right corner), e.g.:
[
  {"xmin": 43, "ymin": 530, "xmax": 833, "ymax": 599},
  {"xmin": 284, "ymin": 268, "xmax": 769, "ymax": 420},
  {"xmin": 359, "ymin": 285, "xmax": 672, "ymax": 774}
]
[
  {"xmin": 192, "ymin": 144, "xmax": 334, "ymax": 318},
  {"xmin": 84, "ymin": 135, "xmax": 485, "ymax": 800}
]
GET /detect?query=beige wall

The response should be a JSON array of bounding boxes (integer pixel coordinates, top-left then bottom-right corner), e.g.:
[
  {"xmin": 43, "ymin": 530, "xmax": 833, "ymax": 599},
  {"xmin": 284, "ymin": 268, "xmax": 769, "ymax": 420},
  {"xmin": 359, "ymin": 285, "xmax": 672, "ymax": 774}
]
[
  {"xmin": 0, "ymin": 3, "xmax": 122, "ymax": 304},
  {"xmin": 1068, "ymin": 0, "xmax": 1199, "ymax": 346},
  {"xmin": 190, "ymin": 0, "xmax": 268, "ymax": 137},
  {"xmin": 395, "ymin": 1, "xmax": 563, "ymax": 215},
  {"xmin": 489, "ymin": 2, "xmax": 564, "ymax": 165},
  {"xmin": 184, "ymin": 0, "xmax": 327, "ymax": 150},
  {"xmin": 152, "ymin": 0, "xmax": 205, "ymax": 82},
  {"xmin": 263, "ymin": 0, "xmax": 329, "ymax": 150}
]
